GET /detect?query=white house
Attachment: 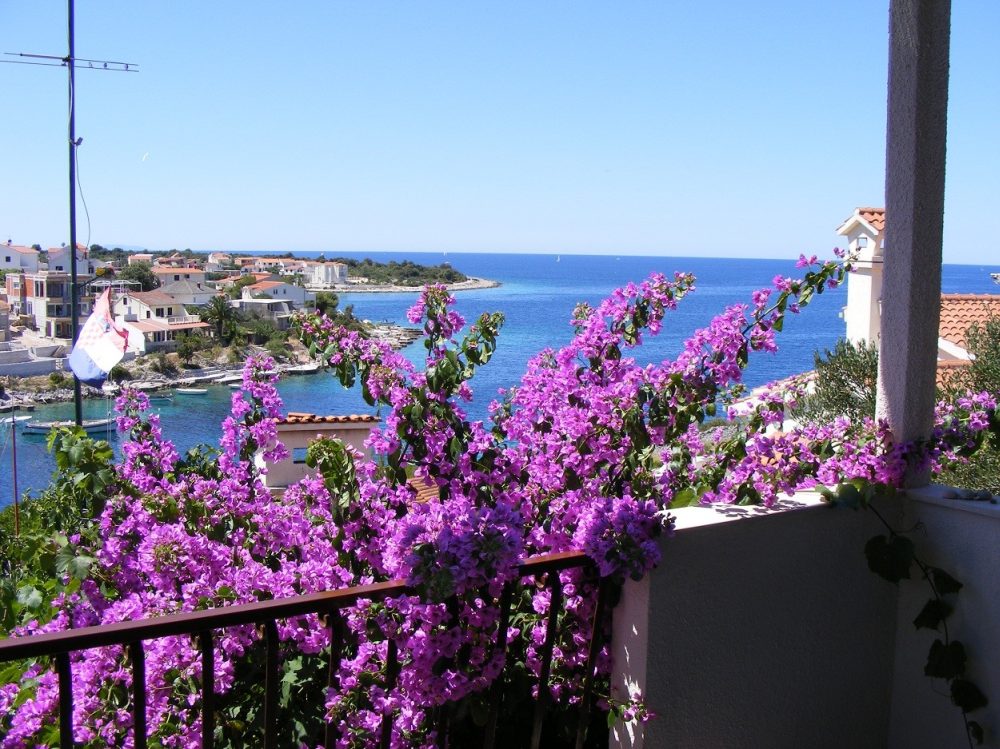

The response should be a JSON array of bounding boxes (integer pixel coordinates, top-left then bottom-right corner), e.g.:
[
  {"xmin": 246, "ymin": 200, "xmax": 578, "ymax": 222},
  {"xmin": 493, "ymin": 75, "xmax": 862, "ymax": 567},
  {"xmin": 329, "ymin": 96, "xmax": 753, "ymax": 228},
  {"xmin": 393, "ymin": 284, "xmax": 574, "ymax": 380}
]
[
  {"xmin": 241, "ymin": 279, "xmax": 313, "ymax": 308},
  {"xmin": 113, "ymin": 289, "xmax": 210, "ymax": 351},
  {"xmin": 309, "ymin": 261, "xmax": 349, "ymax": 288},
  {"xmin": 836, "ymin": 207, "xmax": 885, "ymax": 345},
  {"xmin": 152, "ymin": 266, "xmax": 207, "ymax": 286},
  {"xmin": 45, "ymin": 244, "xmax": 101, "ymax": 275},
  {"xmin": 1, "ymin": 242, "xmax": 40, "ymax": 273},
  {"xmin": 159, "ymin": 279, "xmax": 218, "ymax": 306}
]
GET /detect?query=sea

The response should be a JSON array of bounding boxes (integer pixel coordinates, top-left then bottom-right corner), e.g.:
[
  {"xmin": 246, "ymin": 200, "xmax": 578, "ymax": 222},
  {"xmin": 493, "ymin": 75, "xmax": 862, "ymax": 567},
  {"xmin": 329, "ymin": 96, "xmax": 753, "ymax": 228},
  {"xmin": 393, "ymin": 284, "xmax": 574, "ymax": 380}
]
[{"xmin": 3, "ymin": 252, "xmax": 999, "ymax": 508}]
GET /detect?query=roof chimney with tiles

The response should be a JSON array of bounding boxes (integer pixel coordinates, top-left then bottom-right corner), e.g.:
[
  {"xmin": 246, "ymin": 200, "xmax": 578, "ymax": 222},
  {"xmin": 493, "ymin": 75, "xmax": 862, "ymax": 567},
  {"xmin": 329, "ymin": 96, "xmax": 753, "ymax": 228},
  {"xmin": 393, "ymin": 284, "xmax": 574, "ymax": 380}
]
[{"xmin": 836, "ymin": 207, "xmax": 886, "ymax": 345}]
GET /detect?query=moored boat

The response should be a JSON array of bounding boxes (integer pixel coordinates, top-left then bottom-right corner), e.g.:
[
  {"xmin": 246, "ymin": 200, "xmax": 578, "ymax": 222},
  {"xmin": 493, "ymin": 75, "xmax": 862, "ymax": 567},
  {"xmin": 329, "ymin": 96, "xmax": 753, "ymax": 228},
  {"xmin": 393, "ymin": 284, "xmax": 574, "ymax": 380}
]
[
  {"xmin": 176, "ymin": 388, "xmax": 208, "ymax": 395},
  {"xmin": 22, "ymin": 417, "xmax": 116, "ymax": 436},
  {"xmin": 286, "ymin": 363, "xmax": 320, "ymax": 375}
]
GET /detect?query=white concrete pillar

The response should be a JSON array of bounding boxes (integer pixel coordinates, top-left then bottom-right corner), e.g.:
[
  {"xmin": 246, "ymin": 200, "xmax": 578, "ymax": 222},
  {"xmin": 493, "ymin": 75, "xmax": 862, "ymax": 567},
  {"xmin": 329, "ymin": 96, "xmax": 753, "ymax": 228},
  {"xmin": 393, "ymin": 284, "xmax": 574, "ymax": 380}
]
[{"xmin": 876, "ymin": 0, "xmax": 951, "ymax": 486}]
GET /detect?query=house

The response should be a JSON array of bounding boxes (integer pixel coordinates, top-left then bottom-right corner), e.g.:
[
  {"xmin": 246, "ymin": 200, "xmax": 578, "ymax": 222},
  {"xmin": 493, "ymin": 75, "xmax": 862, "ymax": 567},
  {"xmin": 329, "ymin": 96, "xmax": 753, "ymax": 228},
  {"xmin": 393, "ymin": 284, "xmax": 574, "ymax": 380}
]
[
  {"xmin": 241, "ymin": 279, "xmax": 313, "ymax": 308},
  {"xmin": 152, "ymin": 266, "xmax": 207, "ymax": 286},
  {"xmin": 127, "ymin": 253, "xmax": 155, "ymax": 266},
  {"xmin": 205, "ymin": 252, "xmax": 232, "ymax": 272},
  {"xmin": 0, "ymin": 300, "xmax": 10, "ymax": 343},
  {"xmin": 113, "ymin": 289, "xmax": 210, "ymax": 351},
  {"xmin": 839, "ymin": 206, "xmax": 1000, "ymax": 385},
  {"xmin": 257, "ymin": 412, "xmax": 379, "ymax": 490},
  {"xmin": 309, "ymin": 261, "xmax": 349, "ymax": 288},
  {"xmin": 1, "ymin": 241, "xmax": 40, "ymax": 273},
  {"xmin": 231, "ymin": 297, "xmax": 294, "ymax": 329},
  {"xmin": 45, "ymin": 244, "xmax": 100, "ymax": 274},
  {"xmin": 158, "ymin": 279, "xmax": 218, "ymax": 306},
  {"xmin": 13, "ymin": 271, "xmax": 94, "ymax": 339}
]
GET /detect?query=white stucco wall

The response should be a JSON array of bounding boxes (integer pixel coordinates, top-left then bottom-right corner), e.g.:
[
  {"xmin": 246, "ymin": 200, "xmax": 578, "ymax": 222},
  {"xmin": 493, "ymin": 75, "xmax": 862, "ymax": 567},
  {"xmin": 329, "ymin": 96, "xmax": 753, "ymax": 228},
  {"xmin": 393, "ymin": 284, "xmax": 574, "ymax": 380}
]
[
  {"xmin": 612, "ymin": 494, "xmax": 898, "ymax": 748},
  {"xmin": 261, "ymin": 422, "xmax": 376, "ymax": 488},
  {"xmin": 888, "ymin": 487, "xmax": 1000, "ymax": 749}
]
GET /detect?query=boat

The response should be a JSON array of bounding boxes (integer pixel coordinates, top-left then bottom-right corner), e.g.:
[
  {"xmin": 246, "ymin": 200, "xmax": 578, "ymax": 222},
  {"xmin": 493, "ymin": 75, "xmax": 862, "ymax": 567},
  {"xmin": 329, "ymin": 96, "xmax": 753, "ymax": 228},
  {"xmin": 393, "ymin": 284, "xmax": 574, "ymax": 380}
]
[
  {"xmin": 992, "ymin": 272, "xmax": 1000, "ymax": 284},
  {"xmin": 5, "ymin": 415, "xmax": 32, "ymax": 423},
  {"xmin": 176, "ymin": 387, "xmax": 208, "ymax": 395},
  {"xmin": 22, "ymin": 417, "xmax": 116, "ymax": 435},
  {"xmin": 229, "ymin": 383, "xmax": 242, "ymax": 389},
  {"xmin": 148, "ymin": 392, "xmax": 175, "ymax": 403},
  {"xmin": 286, "ymin": 363, "xmax": 320, "ymax": 375}
]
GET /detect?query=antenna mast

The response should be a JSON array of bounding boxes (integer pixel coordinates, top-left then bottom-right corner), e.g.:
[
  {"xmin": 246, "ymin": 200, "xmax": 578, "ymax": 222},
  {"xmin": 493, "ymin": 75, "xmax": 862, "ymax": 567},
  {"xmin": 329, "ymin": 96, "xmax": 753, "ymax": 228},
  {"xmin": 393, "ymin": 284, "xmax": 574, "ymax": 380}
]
[{"xmin": 5, "ymin": 0, "xmax": 137, "ymax": 425}]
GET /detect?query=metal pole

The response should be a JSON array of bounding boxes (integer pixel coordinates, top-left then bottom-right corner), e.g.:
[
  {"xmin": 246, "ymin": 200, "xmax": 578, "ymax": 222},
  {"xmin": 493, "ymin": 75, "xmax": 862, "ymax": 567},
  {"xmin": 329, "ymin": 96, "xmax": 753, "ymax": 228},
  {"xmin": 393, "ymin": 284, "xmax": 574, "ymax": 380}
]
[
  {"xmin": 11, "ymin": 410, "xmax": 19, "ymax": 536},
  {"xmin": 67, "ymin": 0, "xmax": 83, "ymax": 426}
]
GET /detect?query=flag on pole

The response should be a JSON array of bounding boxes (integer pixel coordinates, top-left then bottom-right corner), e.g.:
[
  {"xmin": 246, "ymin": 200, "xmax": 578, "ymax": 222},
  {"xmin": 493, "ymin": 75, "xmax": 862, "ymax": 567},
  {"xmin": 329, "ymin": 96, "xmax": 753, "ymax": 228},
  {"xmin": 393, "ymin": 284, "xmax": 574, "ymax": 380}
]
[{"xmin": 68, "ymin": 288, "xmax": 133, "ymax": 387}]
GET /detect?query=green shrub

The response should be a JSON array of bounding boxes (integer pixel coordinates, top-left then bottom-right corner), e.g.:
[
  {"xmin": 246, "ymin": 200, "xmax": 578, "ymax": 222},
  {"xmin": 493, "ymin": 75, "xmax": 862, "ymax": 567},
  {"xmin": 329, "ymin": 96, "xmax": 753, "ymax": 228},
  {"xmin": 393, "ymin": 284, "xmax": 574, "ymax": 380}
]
[{"xmin": 48, "ymin": 371, "xmax": 66, "ymax": 387}]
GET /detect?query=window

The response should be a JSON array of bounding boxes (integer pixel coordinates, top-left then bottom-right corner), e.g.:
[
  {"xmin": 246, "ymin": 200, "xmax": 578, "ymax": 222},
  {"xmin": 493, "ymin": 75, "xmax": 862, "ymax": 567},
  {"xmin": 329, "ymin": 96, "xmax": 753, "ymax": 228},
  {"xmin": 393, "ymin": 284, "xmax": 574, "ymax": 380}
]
[
  {"xmin": 292, "ymin": 447, "xmax": 308, "ymax": 464},
  {"xmin": 4, "ymin": 256, "xmax": 10, "ymax": 262}
]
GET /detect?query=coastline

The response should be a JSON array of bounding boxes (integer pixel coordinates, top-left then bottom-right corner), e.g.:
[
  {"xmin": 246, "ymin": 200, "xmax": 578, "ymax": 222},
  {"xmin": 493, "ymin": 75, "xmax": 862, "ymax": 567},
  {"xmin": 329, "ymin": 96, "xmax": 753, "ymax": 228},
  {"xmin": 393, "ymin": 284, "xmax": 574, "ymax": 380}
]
[
  {"xmin": 334, "ymin": 276, "xmax": 500, "ymax": 294},
  {"xmin": 0, "ymin": 323, "xmax": 422, "ymax": 411}
]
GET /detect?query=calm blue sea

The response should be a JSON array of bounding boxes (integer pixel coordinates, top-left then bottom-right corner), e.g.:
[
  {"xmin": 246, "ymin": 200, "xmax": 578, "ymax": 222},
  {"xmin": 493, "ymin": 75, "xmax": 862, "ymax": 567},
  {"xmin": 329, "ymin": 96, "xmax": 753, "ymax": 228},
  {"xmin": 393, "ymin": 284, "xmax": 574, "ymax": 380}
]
[{"xmin": 3, "ymin": 253, "xmax": 999, "ymax": 506}]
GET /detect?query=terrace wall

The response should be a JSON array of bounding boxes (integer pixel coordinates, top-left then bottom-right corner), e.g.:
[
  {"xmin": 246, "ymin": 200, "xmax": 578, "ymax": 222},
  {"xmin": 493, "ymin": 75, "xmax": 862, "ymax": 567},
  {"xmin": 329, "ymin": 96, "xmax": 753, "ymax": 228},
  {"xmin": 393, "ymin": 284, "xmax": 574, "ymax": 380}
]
[{"xmin": 612, "ymin": 494, "xmax": 898, "ymax": 748}]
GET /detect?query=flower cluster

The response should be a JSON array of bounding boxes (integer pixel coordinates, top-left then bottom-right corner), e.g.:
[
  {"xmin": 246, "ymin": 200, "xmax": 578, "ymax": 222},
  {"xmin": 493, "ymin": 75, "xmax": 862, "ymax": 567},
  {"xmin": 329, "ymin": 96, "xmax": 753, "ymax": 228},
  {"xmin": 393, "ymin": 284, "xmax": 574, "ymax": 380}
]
[{"xmin": 4, "ymin": 253, "xmax": 997, "ymax": 748}]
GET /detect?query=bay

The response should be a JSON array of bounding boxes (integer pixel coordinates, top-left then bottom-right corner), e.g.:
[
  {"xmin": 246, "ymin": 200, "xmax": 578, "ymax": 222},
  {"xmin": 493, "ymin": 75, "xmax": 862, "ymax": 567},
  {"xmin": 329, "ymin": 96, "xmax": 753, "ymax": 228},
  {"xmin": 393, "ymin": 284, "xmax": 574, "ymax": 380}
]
[{"xmin": 3, "ymin": 252, "xmax": 998, "ymax": 506}]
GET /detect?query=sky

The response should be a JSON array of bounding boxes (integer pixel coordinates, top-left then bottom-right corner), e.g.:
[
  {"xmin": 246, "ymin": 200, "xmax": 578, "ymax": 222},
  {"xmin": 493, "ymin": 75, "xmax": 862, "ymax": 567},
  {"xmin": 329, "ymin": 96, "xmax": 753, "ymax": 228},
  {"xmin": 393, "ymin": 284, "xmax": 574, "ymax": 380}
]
[{"xmin": 1, "ymin": 2, "xmax": 997, "ymax": 262}]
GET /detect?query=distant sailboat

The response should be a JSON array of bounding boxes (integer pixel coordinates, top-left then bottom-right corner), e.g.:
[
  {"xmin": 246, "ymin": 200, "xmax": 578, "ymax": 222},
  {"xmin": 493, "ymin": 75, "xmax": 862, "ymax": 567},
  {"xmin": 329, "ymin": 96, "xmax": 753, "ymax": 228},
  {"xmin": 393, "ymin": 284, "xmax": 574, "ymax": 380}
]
[{"xmin": 556, "ymin": 255, "xmax": 561, "ymax": 262}]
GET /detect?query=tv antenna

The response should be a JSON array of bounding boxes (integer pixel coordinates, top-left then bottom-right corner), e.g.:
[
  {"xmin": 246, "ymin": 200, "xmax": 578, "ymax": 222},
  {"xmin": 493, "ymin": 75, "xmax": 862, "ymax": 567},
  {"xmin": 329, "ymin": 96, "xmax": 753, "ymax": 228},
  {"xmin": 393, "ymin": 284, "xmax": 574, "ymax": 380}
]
[{"xmin": 4, "ymin": 0, "xmax": 137, "ymax": 427}]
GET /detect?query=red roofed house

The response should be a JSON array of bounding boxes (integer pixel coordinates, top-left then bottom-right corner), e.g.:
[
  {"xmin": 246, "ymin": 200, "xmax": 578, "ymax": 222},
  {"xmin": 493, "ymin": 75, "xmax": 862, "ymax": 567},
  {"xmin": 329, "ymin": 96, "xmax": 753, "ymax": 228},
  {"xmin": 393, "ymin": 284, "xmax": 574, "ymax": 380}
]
[
  {"xmin": 112, "ymin": 289, "xmax": 210, "ymax": 351},
  {"xmin": 2, "ymin": 241, "xmax": 40, "ymax": 273},
  {"xmin": 258, "ymin": 412, "xmax": 379, "ymax": 490},
  {"xmin": 241, "ymin": 279, "xmax": 313, "ymax": 308},
  {"xmin": 152, "ymin": 266, "xmax": 207, "ymax": 286}
]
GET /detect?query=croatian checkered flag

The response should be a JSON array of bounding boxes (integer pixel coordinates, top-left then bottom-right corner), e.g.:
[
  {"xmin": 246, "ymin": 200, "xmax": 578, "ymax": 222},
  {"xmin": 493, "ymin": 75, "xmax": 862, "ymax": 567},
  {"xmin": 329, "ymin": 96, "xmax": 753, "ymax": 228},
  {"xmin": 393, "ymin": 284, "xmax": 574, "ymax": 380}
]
[{"xmin": 68, "ymin": 288, "xmax": 133, "ymax": 387}]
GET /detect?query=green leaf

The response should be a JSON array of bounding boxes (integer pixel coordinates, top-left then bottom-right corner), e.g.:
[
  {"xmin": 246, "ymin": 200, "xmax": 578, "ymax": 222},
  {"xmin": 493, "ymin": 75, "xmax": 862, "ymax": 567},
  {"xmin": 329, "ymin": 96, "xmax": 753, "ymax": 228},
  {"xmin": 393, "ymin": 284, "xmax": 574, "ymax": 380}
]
[
  {"xmin": 931, "ymin": 568, "xmax": 964, "ymax": 596},
  {"xmin": 670, "ymin": 487, "xmax": 699, "ymax": 508},
  {"xmin": 925, "ymin": 639, "xmax": 966, "ymax": 680},
  {"xmin": 951, "ymin": 679, "xmax": 988, "ymax": 712},
  {"xmin": 913, "ymin": 599, "xmax": 953, "ymax": 631},
  {"xmin": 967, "ymin": 720, "xmax": 985, "ymax": 745},
  {"xmin": 864, "ymin": 534, "xmax": 914, "ymax": 584},
  {"xmin": 16, "ymin": 585, "xmax": 43, "ymax": 610}
]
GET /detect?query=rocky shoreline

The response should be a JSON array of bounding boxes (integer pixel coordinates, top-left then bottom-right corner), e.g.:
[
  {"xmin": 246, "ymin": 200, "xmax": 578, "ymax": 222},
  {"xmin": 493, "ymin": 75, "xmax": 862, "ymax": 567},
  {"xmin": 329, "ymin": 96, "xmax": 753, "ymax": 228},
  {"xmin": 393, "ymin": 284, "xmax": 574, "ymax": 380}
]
[
  {"xmin": 0, "ymin": 322, "xmax": 422, "ymax": 411},
  {"xmin": 338, "ymin": 276, "xmax": 500, "ymax": 294}
]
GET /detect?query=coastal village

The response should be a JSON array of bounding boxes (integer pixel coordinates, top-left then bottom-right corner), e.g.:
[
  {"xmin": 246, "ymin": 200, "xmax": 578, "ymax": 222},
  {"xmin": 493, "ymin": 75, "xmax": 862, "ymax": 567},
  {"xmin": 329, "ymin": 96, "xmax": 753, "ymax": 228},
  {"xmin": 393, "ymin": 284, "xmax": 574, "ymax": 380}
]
[{"xmin": 0, "ymin": 244, "xmax": 496, "ymax": 407}]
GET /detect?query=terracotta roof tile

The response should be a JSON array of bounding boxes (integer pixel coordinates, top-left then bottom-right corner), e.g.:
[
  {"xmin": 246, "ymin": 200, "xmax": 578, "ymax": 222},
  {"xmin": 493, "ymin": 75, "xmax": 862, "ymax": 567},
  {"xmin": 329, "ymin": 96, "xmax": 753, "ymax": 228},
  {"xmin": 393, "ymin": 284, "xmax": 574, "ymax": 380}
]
[
  {"xmin": 856, "ymin": 207, "xmax": 885, "ymax": 232},
  {"xmin": 278, "ymin": 412, "xmax": 379, "ymax": 425},
  {"xmin": 126, "ymin": 290, "xmax": 177, "ymax": 306},
  {"xmin": 938, "ymin": 294, "xmax": 1000, "ymax": 350},
  {"xmin": 937, "ymin": 359, "xmax": 970, "ymax": 390},
  {"xmin": 407, "ymin": 477, "xmax": 440, "ymax": 504}
]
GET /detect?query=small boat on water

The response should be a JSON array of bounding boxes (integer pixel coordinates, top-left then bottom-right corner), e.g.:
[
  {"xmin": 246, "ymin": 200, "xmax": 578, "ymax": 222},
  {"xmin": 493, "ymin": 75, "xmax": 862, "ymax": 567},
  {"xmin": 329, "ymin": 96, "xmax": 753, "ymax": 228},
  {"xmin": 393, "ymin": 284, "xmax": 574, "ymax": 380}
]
[
  {"xmin": 176, "ymin": 388, "xmax": 208, "ymax": 395},
  {"xmin": 22, "ymin": 417, "xmax": 116, "ymax": 435},
  {"xmin": 286, "ymin": 363, "xmax": 320, "ymax": 375},
  {"xmin": 5, "ymin": 415, "xmax": 32, "ymax": 423},
  {"xmin": 229, "ymin": 383, "xmax": 242, "ymax": 389},
  {"xmin": 991, "ymin": 272, "xmax": 1000, "ymax": 284},
  {"xmin": 148, "ymin": 392, "xmax": 175, "ymax": 403}
]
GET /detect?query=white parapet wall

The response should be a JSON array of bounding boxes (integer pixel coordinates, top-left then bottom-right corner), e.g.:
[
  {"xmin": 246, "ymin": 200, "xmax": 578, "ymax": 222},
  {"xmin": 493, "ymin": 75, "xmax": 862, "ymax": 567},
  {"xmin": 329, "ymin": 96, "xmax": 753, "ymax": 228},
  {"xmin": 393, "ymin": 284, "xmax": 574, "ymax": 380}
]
[
  {"xmin": 888, "ymin": 486, "xmax": 1000, "ymax": 749},
  {"xmin": 611, "ymin": 493, "xmax": 899, "ymax": 749}
]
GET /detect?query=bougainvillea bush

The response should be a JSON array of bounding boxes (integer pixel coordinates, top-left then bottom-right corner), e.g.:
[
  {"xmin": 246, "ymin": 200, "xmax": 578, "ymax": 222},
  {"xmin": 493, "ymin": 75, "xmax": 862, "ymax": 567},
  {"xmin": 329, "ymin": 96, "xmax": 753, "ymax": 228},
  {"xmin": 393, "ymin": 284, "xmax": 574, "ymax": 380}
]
[{"xmin": 1, "ymin": 254, "xmax": 996, "ymax": 747}]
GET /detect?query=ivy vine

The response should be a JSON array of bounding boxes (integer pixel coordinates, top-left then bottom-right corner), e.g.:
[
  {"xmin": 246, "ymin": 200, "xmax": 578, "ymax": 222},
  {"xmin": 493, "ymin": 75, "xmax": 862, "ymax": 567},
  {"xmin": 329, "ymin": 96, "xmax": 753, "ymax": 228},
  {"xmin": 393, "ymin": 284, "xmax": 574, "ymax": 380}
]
[{"xmin": 824, "ymin": 481, "xmax": 988, "ymax": 747}]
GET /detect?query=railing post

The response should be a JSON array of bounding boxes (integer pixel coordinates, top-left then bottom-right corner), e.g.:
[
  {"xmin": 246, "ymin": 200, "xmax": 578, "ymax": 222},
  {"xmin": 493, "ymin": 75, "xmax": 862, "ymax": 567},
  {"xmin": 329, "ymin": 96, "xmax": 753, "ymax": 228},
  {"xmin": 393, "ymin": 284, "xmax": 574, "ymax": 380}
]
[
  {"xmin": 263, "ymin": 620, "xmax": 280, "ymax": 749},
  {"xmin": 531, "ymin": 572, "xmax": 564, "ymax": 749},
  {"xmin": 56, "ymin": 651, "xmax": 75, "ymax": 748},
  {"xmin": 129, "ymin": 641, "xmax": 148, "ymax": 749},
  {"xmin": 200, "ymin": 631, "xmax": 215, "ymax": 749}
]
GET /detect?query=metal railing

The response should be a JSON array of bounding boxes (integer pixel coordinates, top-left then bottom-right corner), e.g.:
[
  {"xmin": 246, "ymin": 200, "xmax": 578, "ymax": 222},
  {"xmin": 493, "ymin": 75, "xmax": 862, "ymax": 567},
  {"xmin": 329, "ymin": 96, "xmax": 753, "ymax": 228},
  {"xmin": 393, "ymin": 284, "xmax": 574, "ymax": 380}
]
[{"xmin": 0, "ymin": 550, "xmax": 608, "ymax": 749}]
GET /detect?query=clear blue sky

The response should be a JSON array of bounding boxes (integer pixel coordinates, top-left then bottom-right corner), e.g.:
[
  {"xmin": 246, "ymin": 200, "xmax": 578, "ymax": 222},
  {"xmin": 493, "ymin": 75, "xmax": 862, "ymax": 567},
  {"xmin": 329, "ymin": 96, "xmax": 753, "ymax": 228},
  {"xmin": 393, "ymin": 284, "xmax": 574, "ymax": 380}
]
[{"xmin": 1, "ymin": 2, "xmax": 997, "ymax": 262}]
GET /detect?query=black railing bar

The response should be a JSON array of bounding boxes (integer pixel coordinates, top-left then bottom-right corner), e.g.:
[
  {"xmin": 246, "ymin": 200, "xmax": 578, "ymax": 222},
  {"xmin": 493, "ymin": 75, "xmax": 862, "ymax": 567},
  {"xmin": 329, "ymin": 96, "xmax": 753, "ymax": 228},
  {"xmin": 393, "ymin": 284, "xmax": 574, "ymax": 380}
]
[
  {"xmin": 0, "ymin": 552, "xmax": 593, "ymax": 663},
  {"xmin": 129, "ymin": 640, "xmax": 148, "ymax": 749},
  {"xmin": 56, "ymin": 651, "xmax": 74, "ymax": 748},
  {"xmin": 200, "ymin": 630, "xmax": 215, "ymax": 749},
  {"xmin": 483, "ymin": 581, "xmax": 514, "ymax": 749},
  {"xmin": 530, "ymin": 573, "xmax": 564, "ymax": 749},
  {"xmin": 379, "ymin": 638, "xmax": 400, "ymax": 749},
  {"xmin": 263, "ymin": 620, "xmax": 279, "ymax": 749},
  {"xmin": 325, "ymin": 609, "xmax": 346, "ymax": 749},
  {"xmin": 574, "ymin": 577, "xmax": 611, "ymax": 749}
]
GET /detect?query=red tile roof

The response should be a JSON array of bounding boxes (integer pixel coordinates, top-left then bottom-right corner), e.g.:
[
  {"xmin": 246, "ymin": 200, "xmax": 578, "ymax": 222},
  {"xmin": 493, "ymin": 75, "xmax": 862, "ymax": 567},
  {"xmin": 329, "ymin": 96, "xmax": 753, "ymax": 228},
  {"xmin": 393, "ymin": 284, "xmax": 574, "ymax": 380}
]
[
  {"xmin": 126, "ymin": 290, "xmax": 178, "ymax": 306},
  {"xmin": 938, "ymin": 294, "xmax": 1000, "ymax": 350},
  {"xmin": 278, "ymin": 412, "xmax": 379, "ymax": 425},
  {"xmin": 936, "ymin": 359, "xmax": 970, "ymax": 390},
  {"xmin": 856, "ymin": 207, "xmax": 885, "ymax": 232},
  {"xmin": 4, "ymin": 244, "xmax": 37, "ymax": 255}
]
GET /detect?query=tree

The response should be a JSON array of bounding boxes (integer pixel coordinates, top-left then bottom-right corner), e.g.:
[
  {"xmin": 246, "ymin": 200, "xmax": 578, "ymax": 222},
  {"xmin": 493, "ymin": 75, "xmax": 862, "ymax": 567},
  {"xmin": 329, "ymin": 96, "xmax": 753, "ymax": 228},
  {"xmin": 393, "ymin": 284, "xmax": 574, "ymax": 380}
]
[
  {"xmin": 175, "ymin": 333, "xmax": 202, "ymax": 366},
  {"xmin": 797, "ymin": 338, "xmax": 879, "ymax": 423},
  {"xmin": 200, "ymin": 295, "xmax": 240, "ymax": 344},
  {"xmin": 312, "ymin": 291, "xmax": 339, "ymax": 316},
  {"xmin": 116, "ymin": 262, "xmax": 159, "ymax": 291},
  {"xmin": 227, "ymin": 276, "xmax": 257, "ymax": 300}
]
